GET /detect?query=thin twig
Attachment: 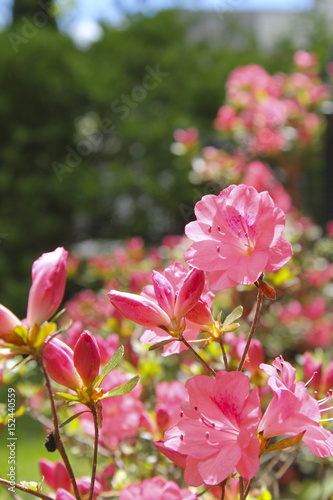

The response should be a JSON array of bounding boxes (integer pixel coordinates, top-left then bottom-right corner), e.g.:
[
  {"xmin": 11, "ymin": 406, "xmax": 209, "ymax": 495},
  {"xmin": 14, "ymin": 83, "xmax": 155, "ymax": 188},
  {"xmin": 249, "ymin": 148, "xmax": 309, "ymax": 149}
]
[
  {"xmin": 181, "ymin": 337, "xmax": 216, "ymax": 376},
  {"xmin": 219, "ymin": 340, "xmax": 229, "ymax": 371},
  {"xmin": 237, "ymin": 289, "xmax": 263, "ymax": 372},
  {"xmin": 39, "ymin": 358, "xmax": 81, "ymax": 500},
  {"xmin": 89, "ymin": 405, "xmax": 100, "ymax": 500},
  {"xmin": 0, "ymin": 479, "xmax": 53, "ymax": 500},
  {"xmin": 241, "ymin": 478, "xmax": 254, "ymax": 500}
]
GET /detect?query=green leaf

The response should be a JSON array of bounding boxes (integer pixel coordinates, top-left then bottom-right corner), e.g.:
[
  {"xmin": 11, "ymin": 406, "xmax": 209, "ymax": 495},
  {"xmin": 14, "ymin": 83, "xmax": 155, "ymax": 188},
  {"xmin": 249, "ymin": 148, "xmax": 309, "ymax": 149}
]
[
  {"xmin": 103, "ymin": 375, "xmax": 140, "ymax": 399},
  {"xmin": 148, "ymin": 339, "xmax": 175, "ymax": 350},
  {"xmin": 93, "ymin": 345, "xmax": 124, "ymax": 388},
  {"xmin": 263, "ymin": 431, "xmax": 305, "ymax": 453},
  {"xmin": 60, "ymin": 411, "xmax": 90, "ymax": 428},
  {"xmin": 19, "ymin": 481, "xmax": 39, "ymax": 491},
  {"xmin": 54, "ymin": 392, "xmax": 80, "ymax": 402},
  {"xmin": 224, "ymin": 306, "xmax": 243, "ymax": 325}
]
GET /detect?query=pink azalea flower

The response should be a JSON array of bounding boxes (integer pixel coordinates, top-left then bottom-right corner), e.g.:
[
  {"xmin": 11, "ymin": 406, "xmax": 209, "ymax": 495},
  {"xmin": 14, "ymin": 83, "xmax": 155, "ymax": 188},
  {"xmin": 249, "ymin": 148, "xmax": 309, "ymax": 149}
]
[
  {"xmin": 119, "ymin": 476, "xmax": 197, "ymax": 500},
  {"xmin": 259, "ymin": 356, "xmax": 333, "ymax": 458},
  {"xmin": 184, "ymin": 184, "xmax": 292, "ymax": 291},
  {"xmin": 163, "ymin": 371, "xmax": 261, "ymax": 486},
  {"xmin": 109, "ymin": 263, "xmax": 207, "ymax": 355}
]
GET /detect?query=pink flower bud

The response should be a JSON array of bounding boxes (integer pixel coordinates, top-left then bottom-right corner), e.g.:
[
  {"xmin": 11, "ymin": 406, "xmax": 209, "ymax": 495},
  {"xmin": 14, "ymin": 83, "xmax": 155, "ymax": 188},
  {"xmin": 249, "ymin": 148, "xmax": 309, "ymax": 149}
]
[
  {"xmin": 56, "ymin": 490, "xmax": 76, "ymax": 500},
  {"xmin": 185, "ymin": 298, "xmax": 214, "ymax": 326},
  {"xmin": 174, "ymin": 268, "xmax": 205, "ymax": 319},
  {"xmin": 73, "ymin": 331, "xmax": 100, "ymax": 386},
  {"xmin": 39, "ymin": 459, "xmax": 71, "ymax": 491},
  {"xmin": 0, "ymin": 304, "xmax": 22, "ymax": 343},
  {"xmin": 152, "ymin": 271, "xmax": 175, "ymax": 319},
  {"xmin": 43, "ymin": 338, "xmax": 82, "ymax": 390},
  {"xmin": 108, "ymin": 290, "xmax": 171, "ymax": 329},
  {"xmin": 27, "ymin": 247, "xmax": 68, "ymax": 328}
]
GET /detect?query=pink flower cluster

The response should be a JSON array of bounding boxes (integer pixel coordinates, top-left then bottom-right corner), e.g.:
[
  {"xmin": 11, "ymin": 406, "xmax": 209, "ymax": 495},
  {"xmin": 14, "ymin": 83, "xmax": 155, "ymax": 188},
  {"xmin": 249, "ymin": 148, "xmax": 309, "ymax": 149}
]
[
  {"xmin": 215, "ymin": 54, "xmax": 330, "ymax": 154},
  {"xmin": 156, "ymin": 356, "xmax": 333, "ymax": 488}
]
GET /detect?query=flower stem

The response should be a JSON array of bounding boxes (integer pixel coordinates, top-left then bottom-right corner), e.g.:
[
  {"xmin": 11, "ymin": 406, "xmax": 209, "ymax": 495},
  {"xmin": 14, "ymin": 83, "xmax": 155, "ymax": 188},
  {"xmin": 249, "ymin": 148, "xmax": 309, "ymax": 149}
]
[
  {"xmin": 241, "ymin": 478, "xmax": 254, "ymax": 500},
  {"xmin": 220, "ymin": 340, "xmax": 229, "ymax": 371},
  {"xmin": 181, "ymin": 337, "xmax": 216, "ymax": 376},
  {"xmin": 0, "ymin": 478, "xmax": 53, "ymax": 500},
  {"xmin": 89, "ymin": 404, "xmax": 100, "ymax": 500},
  {"xmin": 237, "ymin": 288, "xmax": 263, "ymax": 372},
  {"xmin": 39, "ymin": 358, "xmax": 81, "ymax": 500}
]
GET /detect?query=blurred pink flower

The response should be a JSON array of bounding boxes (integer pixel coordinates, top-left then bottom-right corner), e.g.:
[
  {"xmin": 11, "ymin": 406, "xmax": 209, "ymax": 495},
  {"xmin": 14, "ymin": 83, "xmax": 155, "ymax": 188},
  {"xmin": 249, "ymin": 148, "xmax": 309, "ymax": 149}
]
[
  {"xmin": 303, "ymin": 352, "xmax": 333, "ymax": 396},
  {"xmin": 259, "ymin": 356, "xmax": 333, "ymax": 458},
  {"xmin": 163, "ymin": 371, "xmax": 261, "ymax": 486},
  {"xmin": 120, "ymin": 476, "xmax": 197, "ymax": 500},
  {"xmin": 155, "ymin": 381, "xmax": 189, "ymax": 432},
  {"xmin": 78, "ymin": 370, "xmax": 151, "ymax": 450},
  {"xmin": 27, "ymin": 247, "xmax": 68, "ymax": 328},
  {"xmin": 293, "ymin": 50, "xmax": 318, "ymax": 71},
  {"xmin": 185, "ymin": 184, "xmax": 292, "ymax": 290}
]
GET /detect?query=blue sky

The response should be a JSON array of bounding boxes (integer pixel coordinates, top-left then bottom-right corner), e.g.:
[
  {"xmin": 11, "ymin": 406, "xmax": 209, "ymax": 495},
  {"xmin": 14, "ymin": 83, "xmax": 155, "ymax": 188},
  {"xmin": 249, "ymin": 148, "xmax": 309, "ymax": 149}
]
[{"xmin": 1, "ymin": 0, "xmax": 315, "ymax": 28}]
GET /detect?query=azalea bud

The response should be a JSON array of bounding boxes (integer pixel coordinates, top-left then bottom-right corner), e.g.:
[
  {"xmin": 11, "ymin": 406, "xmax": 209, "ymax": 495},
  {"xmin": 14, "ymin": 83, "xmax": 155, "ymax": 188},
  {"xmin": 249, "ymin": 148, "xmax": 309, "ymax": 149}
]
[
  {"xmin": 152, "ymin": 271, "xmax": 175, "ymax": 319},
  {"xmin": 56, "ymin": 489, "xmax": 76, "ymax": 500},
  {"xmin": 73, "ymin": 331, "xmax": 100, "ymax": 386},
  {"xmin": 43, "ymin": 338, "xmax": 82, "ymax": 390},
  {"xmin": 108, "ymin": 290, "xmax": 171, "ymax": 329},
  {"xmin": 27, "ymin": 247, "xmax": 68, "ymax": 328},
  {"xmin": 0, "ymin": 304, "xmax": 22, "ymax": 344},
  {"xmin": 39, "ymin": 459, "xmax": 71, "ymax": 492},
  {"xmin": 185, "ymin": 298, "xmax": 214, "ymax": 326},
  {"xmin": 174, "ymin": 268, "xmax": 205, "ymax": 319}
]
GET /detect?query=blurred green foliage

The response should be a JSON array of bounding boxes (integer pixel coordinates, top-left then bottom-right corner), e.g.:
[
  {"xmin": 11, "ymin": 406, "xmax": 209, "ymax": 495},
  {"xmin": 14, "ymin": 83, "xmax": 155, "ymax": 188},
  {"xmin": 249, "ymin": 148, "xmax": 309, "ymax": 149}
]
[{"xmin": 0, "ymin": 7, "xmax": 332, "ymax": 315}]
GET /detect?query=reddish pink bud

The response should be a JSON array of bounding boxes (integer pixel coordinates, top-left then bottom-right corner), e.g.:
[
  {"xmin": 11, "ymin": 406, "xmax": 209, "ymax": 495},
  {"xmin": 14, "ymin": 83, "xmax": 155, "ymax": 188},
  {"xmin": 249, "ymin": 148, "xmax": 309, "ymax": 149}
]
[
  {"xmin": 43, "ymin": 338, "xmax": 82, "ymax": 390},
  {"xmin": 0, "ymin": 304, "xmax": 22, "ymax": 343},
  {"xmin": 73, "ymin": 331, "xmax": 101, "ymax": 386},
  {"xmin": 108, "ymin": 290, "xmax": 171, "ymax": 329},
  {"xmin": 56, "ymin": 490, "xmax": 75, "ymax": 500},
  {"xmin": 27, "ymin": 247, "xmax": 68, "ymax": 328},
  {"xmin": 39, "ymin": 459, "xmax": 71, "ymax": 492},
  {"xmin": 185, "ymin": 298, "xmax": 214, "ymax": 326},
  {"xmin": 174, "ymin": 268, "xmax": 205, "ymax": 319},
  {"xmin": 152, "ymin": 271, "xmax": 175, "ymax": 319}
]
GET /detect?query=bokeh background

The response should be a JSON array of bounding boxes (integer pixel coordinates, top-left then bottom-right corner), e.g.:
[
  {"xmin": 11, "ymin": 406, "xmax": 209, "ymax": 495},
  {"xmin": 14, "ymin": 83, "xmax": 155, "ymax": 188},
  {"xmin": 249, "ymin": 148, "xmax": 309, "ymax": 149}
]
[{"xmin": 0, "ymin": 0, "xmax": 332, "ymax": 316}]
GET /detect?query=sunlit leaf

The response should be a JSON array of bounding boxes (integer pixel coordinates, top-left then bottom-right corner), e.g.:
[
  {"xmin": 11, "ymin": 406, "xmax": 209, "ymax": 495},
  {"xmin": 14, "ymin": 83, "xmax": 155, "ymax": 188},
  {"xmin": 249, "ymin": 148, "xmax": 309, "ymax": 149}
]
[
  {"xmin": 263, "ymin": 431, "xmax": 305, "ymax": 453},
  {"xmin": 224, "ymin": 306, "xmax": 243, "ymax": 325},
  {"xmin": 102, "ymin": 375, "xmax": 140, "ymax": 399},
  {"xmin": 60, "ymin": 411, "xmax": 90, "ymax": 428},
  {"xmin": 93, "ymin": 345, "xmax": 124, "ymax": 388}
]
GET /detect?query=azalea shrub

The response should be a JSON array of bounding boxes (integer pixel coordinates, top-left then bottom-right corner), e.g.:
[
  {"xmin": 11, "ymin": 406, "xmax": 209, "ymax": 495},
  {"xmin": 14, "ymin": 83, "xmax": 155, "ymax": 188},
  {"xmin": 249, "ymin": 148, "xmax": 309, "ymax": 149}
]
[{"xmin": 0, "ymin": 51, "xmax": 333, "ymax": 500}]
